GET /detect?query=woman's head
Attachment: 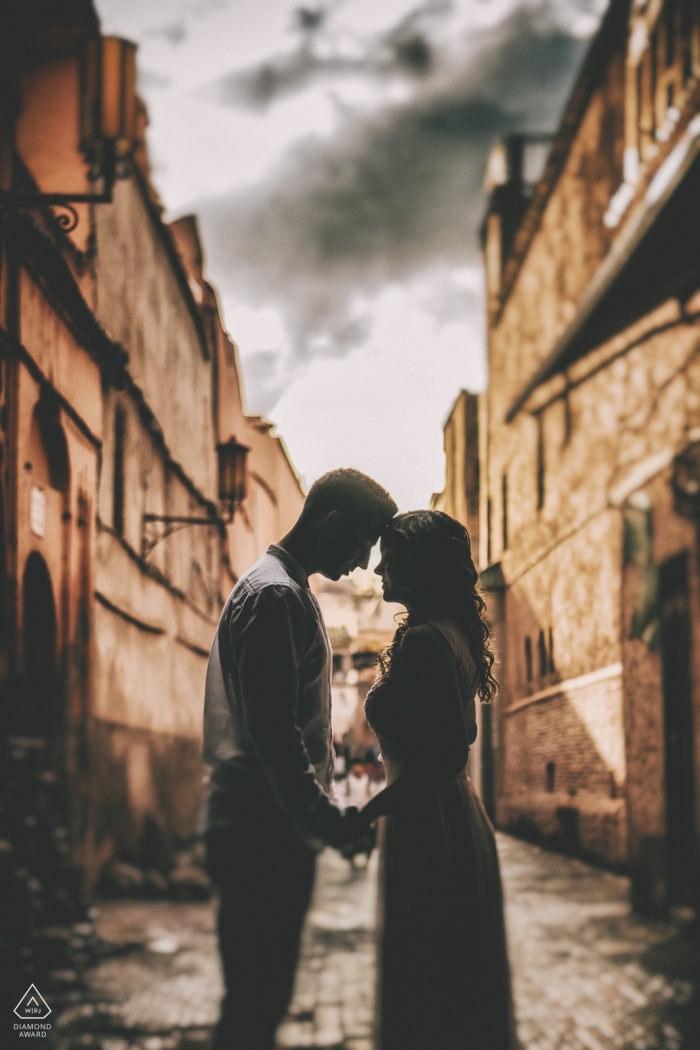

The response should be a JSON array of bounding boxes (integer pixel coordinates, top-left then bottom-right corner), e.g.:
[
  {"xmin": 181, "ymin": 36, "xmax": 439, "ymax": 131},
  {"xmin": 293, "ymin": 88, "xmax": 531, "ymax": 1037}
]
[
  {"xmin": 376, "ymin": 510, "xmax": 477, "ymax": 608},
  {"xmin": 376, "ymin": 510, "xmax": 497, "ymax": 703}
]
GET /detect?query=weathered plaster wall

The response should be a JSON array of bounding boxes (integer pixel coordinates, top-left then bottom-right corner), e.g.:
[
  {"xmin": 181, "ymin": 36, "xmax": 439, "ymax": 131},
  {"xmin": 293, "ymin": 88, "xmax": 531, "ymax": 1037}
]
[
  {"xmin": 93, "ymin": 182, "xmax": 217, "ymax": 499},
  {"xmin": 89, "ymin": 721, "xmax": 204, "ymax": 862},
  {"xmin": 89, "ymin": 179, "xmax": 222, "ymax": 867},
  {"xmin": 19, "ymin": 268, "xmax": 101, "ymax": 441},
  {"xmin": 91, "ymin": 381, "xmax": 217, "ymax": 863},
  {"xmin": 216, "ymin": 340, "xmax": 304, "ymax": 580},
  {"xmin": 89, "ymin": 174, "xmax": 305, "ymax": 872},
  {"xmin": 92, "ymin": 598, "xmax": 209, "ymax": 738}
]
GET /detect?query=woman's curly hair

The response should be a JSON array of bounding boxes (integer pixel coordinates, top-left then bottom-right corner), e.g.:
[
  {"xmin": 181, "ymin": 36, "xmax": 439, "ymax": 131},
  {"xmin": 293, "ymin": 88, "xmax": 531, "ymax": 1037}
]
[{"xmin": 377, "ymin": 510, "xmax": 497, "ymax": 703}]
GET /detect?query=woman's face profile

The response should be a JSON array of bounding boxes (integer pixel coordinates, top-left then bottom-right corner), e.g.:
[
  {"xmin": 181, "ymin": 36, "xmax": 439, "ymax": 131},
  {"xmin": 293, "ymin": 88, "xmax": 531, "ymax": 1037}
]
[{"xmin": 375, "ymin": 542, "xmax": 412, "ymax": 608}]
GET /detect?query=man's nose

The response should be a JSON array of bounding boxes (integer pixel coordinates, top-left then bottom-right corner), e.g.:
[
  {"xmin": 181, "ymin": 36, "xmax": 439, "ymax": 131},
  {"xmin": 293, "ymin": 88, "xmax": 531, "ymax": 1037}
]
[
  {"xmin": 374, "ymin": 559, "xmax": 384, "ymax": 576},
  {"xmin": 358, "ymin": 546, "xmax": 372, "ymax": 570}
]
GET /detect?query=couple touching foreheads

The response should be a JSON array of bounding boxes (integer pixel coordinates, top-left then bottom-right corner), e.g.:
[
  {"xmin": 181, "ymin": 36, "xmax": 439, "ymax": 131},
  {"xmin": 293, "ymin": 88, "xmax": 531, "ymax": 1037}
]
[{"xmin": 203, "ymin": 469, "xmax": 517, "ymax": 1050}]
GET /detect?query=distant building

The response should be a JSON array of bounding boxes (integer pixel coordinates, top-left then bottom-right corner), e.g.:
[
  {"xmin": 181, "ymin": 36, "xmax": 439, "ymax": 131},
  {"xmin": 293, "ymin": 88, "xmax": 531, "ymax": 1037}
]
[
  {"xmin": 431, "ymin": 390, "xmax": 492, "ymax": 806},
  {"xmin": 0, "ymin": 0, "xmax": 304, "ymax": 888},
  {"xmin": 317, "ymin": 574, "xmax": 403, "ymax": 759},
  {"xmin": 473, "ymin": 0, "xmax": 700, "ymax": 913},
  {"xmin": 431, "ymin": 390, "xmax": 481, "ymax": 559}
]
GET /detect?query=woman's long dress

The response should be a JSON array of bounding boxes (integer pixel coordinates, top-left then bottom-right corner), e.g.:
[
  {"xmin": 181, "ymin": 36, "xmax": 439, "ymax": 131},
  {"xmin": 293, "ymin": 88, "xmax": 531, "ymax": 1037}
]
[{"xmin": 364, "ymin": 618, "xmax": 517, "ymax": 1050}]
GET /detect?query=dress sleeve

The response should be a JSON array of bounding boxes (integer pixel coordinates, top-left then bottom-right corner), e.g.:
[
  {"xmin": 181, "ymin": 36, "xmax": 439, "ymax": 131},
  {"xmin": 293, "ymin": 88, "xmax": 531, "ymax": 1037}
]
[
  {"xmin": 362, "ymin": 624, "xmax": 470, "ymax": 821},
  {"xmin": 226, "ymin": 584, "xmax": 350, "ymax": 849}
]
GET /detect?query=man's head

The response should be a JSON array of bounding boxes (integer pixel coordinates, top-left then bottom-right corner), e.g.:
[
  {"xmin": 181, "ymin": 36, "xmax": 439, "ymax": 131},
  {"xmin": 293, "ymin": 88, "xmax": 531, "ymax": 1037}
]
[{"xmin": 297, "ymin": 468, "xmax": 397, "ymax": 580}]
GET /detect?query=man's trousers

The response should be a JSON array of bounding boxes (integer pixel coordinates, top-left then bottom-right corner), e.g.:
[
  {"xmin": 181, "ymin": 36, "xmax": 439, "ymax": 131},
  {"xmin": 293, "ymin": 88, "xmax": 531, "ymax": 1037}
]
[{"xmin": 206, "ymin": 821, "xmax": 316, "ymax": 1050}]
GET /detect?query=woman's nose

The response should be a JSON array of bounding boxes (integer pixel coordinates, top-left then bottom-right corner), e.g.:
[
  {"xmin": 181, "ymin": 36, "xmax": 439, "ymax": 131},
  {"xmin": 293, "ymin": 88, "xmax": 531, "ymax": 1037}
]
[{"xmin": 374, "ymin": 559, "xmax": 384, "ymax": 576}]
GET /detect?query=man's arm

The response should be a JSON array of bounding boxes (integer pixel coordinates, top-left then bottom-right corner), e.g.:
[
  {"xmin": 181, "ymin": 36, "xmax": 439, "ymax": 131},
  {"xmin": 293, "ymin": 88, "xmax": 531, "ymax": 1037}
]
[{"xmin": 228, "ymin": 584, "xmax": 355, "ymax": 850}]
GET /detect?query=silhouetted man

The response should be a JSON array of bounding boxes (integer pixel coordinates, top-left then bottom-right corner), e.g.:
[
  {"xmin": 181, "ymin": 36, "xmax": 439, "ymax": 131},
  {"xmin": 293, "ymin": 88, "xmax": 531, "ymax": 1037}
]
[{"xmin": 203, "ymin": 468, "xmax": 397, "ymax": 1050}]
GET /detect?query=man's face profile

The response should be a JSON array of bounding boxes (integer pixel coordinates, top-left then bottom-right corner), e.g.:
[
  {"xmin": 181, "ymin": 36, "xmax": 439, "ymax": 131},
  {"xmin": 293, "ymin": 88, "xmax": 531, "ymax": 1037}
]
[{"xmin": 319, "ymin": 511, "xmax": 379, "ymax": 580}]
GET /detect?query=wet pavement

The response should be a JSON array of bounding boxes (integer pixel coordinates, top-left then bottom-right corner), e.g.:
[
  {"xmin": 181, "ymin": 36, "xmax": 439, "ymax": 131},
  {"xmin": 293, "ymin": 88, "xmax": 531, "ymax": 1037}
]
[
  {"xmin": 47, "ymin": 835, "xmax": 700, "ymax": 1050},
  {"xmin": 499, "ymin": 836, "xmax": 699, "ymax": 1050}
]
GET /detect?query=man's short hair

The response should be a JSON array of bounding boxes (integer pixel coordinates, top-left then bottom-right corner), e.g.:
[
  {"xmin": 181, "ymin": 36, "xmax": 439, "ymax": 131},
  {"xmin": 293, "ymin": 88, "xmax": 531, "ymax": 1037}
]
[{"xmin": 301, "ymin": 469, "xmax": 397, "ymax": 530}]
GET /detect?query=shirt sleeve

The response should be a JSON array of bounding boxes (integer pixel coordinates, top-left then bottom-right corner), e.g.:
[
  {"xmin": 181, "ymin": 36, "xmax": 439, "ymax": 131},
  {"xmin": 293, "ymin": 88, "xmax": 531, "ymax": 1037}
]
[{"xmin": 226, "ymin": 583, "xmax": 349, "ymax": 850}]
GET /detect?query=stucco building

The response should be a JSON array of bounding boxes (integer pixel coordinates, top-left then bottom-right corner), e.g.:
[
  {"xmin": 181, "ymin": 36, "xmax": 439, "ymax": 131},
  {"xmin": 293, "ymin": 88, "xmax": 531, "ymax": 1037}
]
[
  {"xmin": 431, "ymin": 390, "xmax": 494, "ymax": 808},
  {"xmin": 475, "ymin": 0, "xmax": 700, "ymax": 912},
  {"xmin": 318, "ymin": 573, "xmax": 403, "ymax": 758},
  {"xmin": 0, "ymin": 0, "xmax": 303, "ymax": 889}
]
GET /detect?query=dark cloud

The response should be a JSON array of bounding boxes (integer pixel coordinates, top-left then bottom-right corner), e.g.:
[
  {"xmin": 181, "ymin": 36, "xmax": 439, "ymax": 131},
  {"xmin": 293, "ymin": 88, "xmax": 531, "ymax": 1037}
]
[
  {"xmin": 295, "ymin": 7, "xmax": 327, "ymax": 33},
  {"xmin": 215, "ymin": 51, "xmax": 366, "ymax": 110},
  {"xmin": 195, "ymin": 3, "xmax": 593, "ymax": 411},
  {"xmin": 212, "ymin": 1, "xmax": 442, "ymax": 110}
]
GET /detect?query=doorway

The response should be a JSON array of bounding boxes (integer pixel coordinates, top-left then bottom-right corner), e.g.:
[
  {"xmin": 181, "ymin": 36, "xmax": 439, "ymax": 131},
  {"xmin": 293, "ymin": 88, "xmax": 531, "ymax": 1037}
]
[
  {"xmin": 659, "ymin": 551, "xmax": 698, "ymax": 906},
  {"xmin": 21, "ymin": 552, "xmax": 57, "ymax": 737}
]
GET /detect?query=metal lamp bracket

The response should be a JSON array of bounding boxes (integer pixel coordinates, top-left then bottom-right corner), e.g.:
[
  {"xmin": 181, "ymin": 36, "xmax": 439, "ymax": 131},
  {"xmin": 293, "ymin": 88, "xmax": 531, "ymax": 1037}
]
[{"xmin": 141, "ymin": 508, "xmax": 233, "ymax": 560}]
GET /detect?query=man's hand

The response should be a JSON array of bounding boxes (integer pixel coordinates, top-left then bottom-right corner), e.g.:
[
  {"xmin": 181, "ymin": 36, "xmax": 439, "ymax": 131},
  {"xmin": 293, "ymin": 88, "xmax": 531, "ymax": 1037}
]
[
  {"xmin": 332, "ymin": 805, "xmax": 375, "ymax": 853},
  {"xmin": 337, "ymin": 824, "xmax": 376, "ymax": 860}
]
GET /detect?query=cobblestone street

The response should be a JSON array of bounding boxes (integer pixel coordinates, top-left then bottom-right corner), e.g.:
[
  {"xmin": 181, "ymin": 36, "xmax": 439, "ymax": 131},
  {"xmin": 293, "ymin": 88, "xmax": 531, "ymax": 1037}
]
[
  {"xmin": 498, "ymin": 837, "xmax": 699, "ymax": 1050},
  {"xmin": 50, "ymin": 835, "xmax": 700, "ymax": 1050}
]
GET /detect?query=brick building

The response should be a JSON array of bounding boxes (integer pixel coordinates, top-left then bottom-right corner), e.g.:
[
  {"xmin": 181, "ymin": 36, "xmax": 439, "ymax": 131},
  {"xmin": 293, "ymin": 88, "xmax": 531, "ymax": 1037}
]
[{"xmin": 475, "ymin": 0, "xmax": 700, "ymax": 913}]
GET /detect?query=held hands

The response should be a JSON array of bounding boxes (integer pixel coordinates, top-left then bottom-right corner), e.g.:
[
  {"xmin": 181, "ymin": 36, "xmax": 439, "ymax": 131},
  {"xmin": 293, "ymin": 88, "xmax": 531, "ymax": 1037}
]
[{"xmin": 335, "ymin": 805, "xmax": 376, "ymax": 856}]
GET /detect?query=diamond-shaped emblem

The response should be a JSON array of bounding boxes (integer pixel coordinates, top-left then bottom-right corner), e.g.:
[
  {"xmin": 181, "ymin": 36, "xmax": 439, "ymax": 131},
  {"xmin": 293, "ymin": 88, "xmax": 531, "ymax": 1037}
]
[{"xmin": 14, "ymin": 984, "xmax": 51, "ymax": 1020}]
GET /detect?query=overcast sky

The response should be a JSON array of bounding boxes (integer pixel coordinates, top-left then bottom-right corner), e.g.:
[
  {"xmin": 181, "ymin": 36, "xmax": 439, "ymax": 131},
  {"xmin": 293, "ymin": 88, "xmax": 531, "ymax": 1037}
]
[{"xmin": 95, "ymin": 0, "xmax": 605, "ymax": 510}]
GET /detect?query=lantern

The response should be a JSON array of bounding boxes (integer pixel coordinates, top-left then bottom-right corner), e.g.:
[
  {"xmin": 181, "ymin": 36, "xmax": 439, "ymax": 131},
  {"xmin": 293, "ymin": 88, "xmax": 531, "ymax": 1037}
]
[
  {"xmin": 0, "ymin": 34, "xmax": 138, "ymax": 231},
  {"xmin": 217, "ymin": 439, "xmax": 249, "ymax": 506},
  {"xmin": 81, "ymin": 36, "xmax": 138, "ymax": 163}
]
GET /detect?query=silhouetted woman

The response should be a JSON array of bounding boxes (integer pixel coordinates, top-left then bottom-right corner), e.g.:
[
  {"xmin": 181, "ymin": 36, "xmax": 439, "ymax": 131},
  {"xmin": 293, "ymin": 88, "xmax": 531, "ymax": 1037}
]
[{"xmin": 360, "ymin": 511, "xmax": 517, "ymax": 1050}]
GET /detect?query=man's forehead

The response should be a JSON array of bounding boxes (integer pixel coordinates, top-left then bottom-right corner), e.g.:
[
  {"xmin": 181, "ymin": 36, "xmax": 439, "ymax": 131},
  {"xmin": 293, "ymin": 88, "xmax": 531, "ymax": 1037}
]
[{"xmin": 351, "ymin": 518, "xmax": 386, "ymax": 542}]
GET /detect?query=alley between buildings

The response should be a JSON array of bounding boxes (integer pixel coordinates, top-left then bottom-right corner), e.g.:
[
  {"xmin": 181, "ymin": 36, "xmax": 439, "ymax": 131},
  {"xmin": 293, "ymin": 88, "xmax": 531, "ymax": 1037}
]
[{"xmin": 51, "ymin": 834, "xmax": 700, "ymax": 1050}]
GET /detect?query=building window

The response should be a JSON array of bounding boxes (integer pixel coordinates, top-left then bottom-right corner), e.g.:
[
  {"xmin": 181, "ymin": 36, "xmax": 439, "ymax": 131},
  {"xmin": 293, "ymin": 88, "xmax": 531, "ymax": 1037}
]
[
  {"xmin": 487, "ymin": 496, "xmax": 493, "ymax": 564},
  {"xmin": 665, "ymin": 0, "xmax": 676, "ymax": 68},
  {"xmin": 113, "ymin": 406, "xmax": 126, "ymax": 536},
  {"xmin": 681, "ymin": 0, "xmax": 694, "ymax": 81},
  {"xmin": 525, "ymin": 635, "xmax": 532, "ymax": 684},
  {"xmin": 352, "ymin": 650, "xmax": 378, "ymax": 670},
  {"xmin": 501, "ymin": 474, "xmax": 508, "ymax": 551},
  {"xmin": 546, "ymin": 761, "xmax": 556, "ymax": 793},
  {"xmin": 548, "ymin": 626, "xmax": 555, "ymax": 674},
  {"xmin": 633, "ymin": 0, "xmax": 700, "ymax": 161},
  {"xmin": 538, "ymin": 629, "xmax": 547, "ymax": 678},
  {"xmin": 650, "ymin": 27, "xmax": 659, "ymax": 135},
  {"xmin": 536, "ymin": 413, "xmax": 545, "ymax": 511}
]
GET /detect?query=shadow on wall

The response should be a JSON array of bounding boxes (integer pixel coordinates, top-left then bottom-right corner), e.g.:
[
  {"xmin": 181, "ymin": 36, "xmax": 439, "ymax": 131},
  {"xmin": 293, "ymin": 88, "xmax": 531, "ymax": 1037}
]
[
  {"xmin": 502, "ymin": 686, "xmax": 628, "ymax": 874},
  {"xmin": 498, "ymin": 585, "xmax": 628, "ymax": 871},
  {"xmin": 90, "ymin": 722, "xmax": 210, "ymax": 898}
]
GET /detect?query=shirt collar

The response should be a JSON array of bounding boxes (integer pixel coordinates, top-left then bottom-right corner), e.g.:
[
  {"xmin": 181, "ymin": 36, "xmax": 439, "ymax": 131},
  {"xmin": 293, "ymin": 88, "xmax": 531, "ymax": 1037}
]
[{"xmin": 267, "ymin": 544, "xmax": 310, "ymax": 589}]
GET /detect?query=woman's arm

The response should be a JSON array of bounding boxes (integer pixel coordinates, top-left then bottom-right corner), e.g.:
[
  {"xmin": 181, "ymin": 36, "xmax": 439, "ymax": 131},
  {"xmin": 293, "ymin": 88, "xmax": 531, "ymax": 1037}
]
[{"xmin": 361, "ymin": 623, "xmax": 469, "ymax": 822}]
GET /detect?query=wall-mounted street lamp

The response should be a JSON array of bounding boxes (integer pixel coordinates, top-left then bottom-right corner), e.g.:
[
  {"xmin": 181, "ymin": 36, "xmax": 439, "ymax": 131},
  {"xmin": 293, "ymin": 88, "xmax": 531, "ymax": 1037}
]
[
  {"xmin": 141, "ymin": 440, "xmax": 249, "ymax": 559},
  {"xmin": 217, "ymin": 438, "xmax": 249, "ymax": 512},
  {"xmin": 0, "ymin": 35, "xmax": 137, "ymax": 232}
]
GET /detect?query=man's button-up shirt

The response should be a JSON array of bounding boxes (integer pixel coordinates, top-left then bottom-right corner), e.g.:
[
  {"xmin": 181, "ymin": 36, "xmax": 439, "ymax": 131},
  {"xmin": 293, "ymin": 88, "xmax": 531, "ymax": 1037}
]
[{"xmin": 203, "ymin": 544, "xmax": 342, "ymax": 850}]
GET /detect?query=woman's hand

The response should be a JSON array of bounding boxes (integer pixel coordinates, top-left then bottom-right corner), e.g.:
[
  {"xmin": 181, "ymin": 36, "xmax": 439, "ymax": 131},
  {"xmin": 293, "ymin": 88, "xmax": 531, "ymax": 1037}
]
[{"xmin": 332, "ymin": 805, "xmax": 376, "ymax": 857}]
